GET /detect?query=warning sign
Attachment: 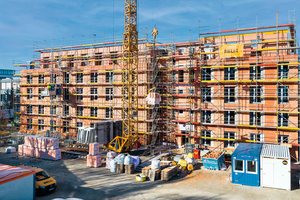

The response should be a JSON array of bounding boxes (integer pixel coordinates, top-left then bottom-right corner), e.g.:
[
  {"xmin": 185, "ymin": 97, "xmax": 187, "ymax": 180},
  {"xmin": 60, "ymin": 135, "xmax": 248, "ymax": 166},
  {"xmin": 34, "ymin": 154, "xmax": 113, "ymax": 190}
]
[{"xmin": 219, "ymin": 44, "xmax": 243, "ymax": 58}]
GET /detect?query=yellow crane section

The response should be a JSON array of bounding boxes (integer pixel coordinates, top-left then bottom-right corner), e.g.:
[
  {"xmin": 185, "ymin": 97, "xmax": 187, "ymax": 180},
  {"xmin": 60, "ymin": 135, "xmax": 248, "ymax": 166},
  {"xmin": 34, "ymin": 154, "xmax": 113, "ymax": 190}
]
[{"xmin": 109, "ymin": 0, "xmax": 139, "ymax": 152}]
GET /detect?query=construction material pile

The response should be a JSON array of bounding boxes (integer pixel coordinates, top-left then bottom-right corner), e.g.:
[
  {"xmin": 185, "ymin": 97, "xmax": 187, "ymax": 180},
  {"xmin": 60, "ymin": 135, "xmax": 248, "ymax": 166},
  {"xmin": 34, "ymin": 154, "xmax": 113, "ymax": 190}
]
[
  {"xmin": 161, "ymin": 166, "xmax": 178, "ymax": 181},
  {"xmin": 106, "ymin": 151, "xmax": 117, "ymax": 169},
  {"xmin": 18, "ymin": 135, "xmax": 61, "ymax": 160},
  {"xmin": 142, "ymin": 158, "xmax": 178, "ymax": 181},
  {"xmin": 87, "ymin": 143, "xmax": 101, "ymax": 167},
  {"xmin": 106, "ymin": 152, "xmax": 137, "ymax": 174}
]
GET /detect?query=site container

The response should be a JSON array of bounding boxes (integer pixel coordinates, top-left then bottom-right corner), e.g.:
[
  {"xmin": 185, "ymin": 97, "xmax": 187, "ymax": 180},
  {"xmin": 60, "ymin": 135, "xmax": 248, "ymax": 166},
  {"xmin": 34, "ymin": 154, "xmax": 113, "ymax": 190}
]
[
  {"xmin": 202, "ymin": 152, "xmax": 224, "ymax": 170},
  {"xmin": 260, "ymin": 144, "xmax": 291, "ymax": 190},
  {"xmin": 0, "ymin": 164, "xmax": 35, "ymax": 200},
  {"xmin": 231, "ymin": 143, "xmax": 262, "ymax": 186}
]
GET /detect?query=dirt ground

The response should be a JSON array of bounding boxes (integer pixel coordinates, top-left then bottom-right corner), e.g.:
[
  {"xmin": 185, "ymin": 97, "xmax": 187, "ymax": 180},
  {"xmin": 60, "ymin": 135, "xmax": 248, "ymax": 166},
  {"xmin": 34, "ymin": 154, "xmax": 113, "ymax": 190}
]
[{"xmin": 1, "ymin": 147, "xmax": 300, "ymax": 200}]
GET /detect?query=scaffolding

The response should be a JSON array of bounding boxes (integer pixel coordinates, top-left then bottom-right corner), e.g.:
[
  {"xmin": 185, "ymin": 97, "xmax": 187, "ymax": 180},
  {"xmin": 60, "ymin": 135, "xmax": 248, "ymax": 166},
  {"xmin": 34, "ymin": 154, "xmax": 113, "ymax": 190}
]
[{"xmin": 13, "ymin": 20, "xmax": 300, "ymax": 158}]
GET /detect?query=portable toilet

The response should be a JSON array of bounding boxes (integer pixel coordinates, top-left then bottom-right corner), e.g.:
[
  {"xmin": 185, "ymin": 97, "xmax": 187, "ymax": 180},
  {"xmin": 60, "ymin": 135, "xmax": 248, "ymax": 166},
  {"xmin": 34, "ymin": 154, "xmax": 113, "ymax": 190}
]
[
  {"xmin": 231, "ymin": 143, "xmax": 263, "ymax": 186},
  {"xmin": 260, "ymin": 144, "xmax": 291, "ymax": 190}
]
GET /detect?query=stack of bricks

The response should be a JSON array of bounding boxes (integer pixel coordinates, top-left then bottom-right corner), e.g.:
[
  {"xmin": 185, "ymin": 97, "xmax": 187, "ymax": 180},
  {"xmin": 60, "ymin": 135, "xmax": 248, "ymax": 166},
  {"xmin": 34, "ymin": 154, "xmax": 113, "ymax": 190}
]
[
  {"xmin": 161, "ymin": 166, "xmax": 178, "ymax": 181},
  {"xmin": 87, "ymin": 143, "xmax": 101, "ymax": 168},
  {"xmin": 18, "ymin": 135, "xmax": 61, "ymax": 160},
  {"xmin": 124, "ymin": 163, "xmax": 135, "ymax": 174}
]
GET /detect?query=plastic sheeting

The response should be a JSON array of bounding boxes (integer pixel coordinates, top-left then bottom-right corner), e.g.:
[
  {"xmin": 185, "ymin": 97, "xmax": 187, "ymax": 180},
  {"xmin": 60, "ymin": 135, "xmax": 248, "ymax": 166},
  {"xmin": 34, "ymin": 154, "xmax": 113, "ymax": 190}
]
[
  {"xmin": 151, "ymin": 159, "xmax": 160, "ymax": 169},
  {"xmin": 131, "ymin": 156, "xmax": 140, "ymax": 169},
  {"xmin": 115, "ymin": 154, "xmax": 125, "ymax": 164},
  {"xmin": 124, "ymin": 154, "xmax": 133, "ymax": 165},
  {"xmin": 106, "ymin": 157, "xmax": 113, "ymax": 169},
  {"xmin": 107, "ymin": 151, "xmax": 117, "ymax": 158},
  {"xmin": 174, "ymin": 155, "xmax": 183, "ymax": 162},
  {"xmin": 145, "ymin": 92, "xmax": 161, "ymax": 105},
  {"xmin": 77, "ymin": 127, "xmax": 96, "ymax": 144},
  {"xmin": 110, "ymin": 160, "xmax": 117, "ymax": 173}
]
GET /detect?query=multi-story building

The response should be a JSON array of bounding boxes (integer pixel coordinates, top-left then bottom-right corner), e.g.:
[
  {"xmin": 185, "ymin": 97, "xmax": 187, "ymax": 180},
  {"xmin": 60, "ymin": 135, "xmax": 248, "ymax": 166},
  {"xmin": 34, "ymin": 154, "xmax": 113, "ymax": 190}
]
[
  {"xmin": 15, "ymin": 23, "xmax": 300, "ymax": 158},
  {"xmin": 0, "ymin": 77, "xmax": 20, "ymax": 122},
  {"xmin": 0, "ymin": 69, "xmax": 16, "ymax": 80}
]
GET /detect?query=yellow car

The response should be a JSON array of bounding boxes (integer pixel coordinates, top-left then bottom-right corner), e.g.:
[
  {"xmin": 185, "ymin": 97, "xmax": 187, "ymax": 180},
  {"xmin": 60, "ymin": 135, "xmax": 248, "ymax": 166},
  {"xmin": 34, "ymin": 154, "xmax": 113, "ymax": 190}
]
[{"xmin": 19, "ymin": 165, "xmax": 57, "ymax": 194}]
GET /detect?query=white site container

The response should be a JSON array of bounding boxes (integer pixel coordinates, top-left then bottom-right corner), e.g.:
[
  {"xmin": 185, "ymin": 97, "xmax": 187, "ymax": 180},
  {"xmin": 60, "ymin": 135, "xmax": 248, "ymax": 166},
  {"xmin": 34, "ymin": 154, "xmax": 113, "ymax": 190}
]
[
  {"xmin": 260, "ymin": 144, "xmax": 291, "ymax": 190},
  {"xmin": 0, "ymin": 164, "xmax": 35, "ymax": 200}
]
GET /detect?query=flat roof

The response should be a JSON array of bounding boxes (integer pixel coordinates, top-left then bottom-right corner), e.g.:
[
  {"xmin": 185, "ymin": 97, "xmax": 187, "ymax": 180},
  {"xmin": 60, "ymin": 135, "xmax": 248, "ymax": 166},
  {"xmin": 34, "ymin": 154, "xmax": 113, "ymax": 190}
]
[
  {"xmin": 0, "ymin": 164, "xmax": 35, "ymax": 185},
  {"xmin": 232, "ymin": 143, "xmax": 263, "ymax": 157},
  {"xmin": 260, "ymin": 144, "xmax": 290, "ymax": 159}
]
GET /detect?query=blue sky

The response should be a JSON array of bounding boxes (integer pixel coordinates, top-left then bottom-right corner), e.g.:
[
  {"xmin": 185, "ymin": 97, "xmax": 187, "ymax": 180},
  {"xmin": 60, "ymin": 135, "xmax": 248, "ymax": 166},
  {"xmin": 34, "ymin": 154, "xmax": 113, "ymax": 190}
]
[{"xmin": 0, "ymin": 0, "xmax": 299, "ymax": 69}]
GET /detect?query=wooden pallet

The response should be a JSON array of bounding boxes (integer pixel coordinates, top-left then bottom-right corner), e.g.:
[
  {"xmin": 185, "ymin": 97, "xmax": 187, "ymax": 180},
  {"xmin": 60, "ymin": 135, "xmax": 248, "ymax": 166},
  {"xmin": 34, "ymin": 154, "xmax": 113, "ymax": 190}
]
[
  {"xmin": 149, "ymin": 169, "xmax": 161, "ymax": 181},
  {"xmin": 125, "ymin": 164, "xmax": 135, "ymax": 174},
  {"xmin": 160, "ymin": 161, "xmax": 172, "ymax": 166},
  {"xmin": 142, "ymin": 165, "xmax": 151, "ymax": 177},
  {"xmin": 161, "ymin": 166, "xmax": 178, "ymax": 181},
  {"xmin": 116, "ymin": 164, "xmax": 125, "ymax": 173}
]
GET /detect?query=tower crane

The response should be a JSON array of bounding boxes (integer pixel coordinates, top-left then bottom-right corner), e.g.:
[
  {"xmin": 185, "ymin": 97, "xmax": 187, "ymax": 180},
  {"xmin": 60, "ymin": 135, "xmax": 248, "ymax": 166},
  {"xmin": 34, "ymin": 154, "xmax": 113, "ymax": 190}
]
[{"xmin": 108, "ymin": 0, "xmax": 139, "ymax": 152}]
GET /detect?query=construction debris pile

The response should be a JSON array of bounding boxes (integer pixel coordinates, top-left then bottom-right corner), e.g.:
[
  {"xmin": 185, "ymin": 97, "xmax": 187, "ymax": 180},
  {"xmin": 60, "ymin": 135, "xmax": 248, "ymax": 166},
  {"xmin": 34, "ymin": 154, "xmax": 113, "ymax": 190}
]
[
  {"xmin": 18, "ymin": 135, "xmax": 61, "ymax": 160},
  {"xmin": 202, "ymin": 150, "xmax": 225, "ymax": 170}
]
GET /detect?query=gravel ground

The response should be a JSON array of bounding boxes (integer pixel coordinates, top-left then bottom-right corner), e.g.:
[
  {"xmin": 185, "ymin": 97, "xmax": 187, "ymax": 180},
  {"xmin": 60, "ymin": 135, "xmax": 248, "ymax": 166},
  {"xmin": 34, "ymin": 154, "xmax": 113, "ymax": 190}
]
[{"xmin": 1, "ymin": 147, "xmax": 300, "ymax": 200}]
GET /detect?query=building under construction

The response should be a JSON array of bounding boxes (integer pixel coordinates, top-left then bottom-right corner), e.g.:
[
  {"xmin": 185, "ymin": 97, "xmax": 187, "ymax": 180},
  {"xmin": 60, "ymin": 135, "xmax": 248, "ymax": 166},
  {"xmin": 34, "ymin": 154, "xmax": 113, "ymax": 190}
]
[{"xmin": 14, "ymin": 23, "xmax": 300, "ymax": 158}]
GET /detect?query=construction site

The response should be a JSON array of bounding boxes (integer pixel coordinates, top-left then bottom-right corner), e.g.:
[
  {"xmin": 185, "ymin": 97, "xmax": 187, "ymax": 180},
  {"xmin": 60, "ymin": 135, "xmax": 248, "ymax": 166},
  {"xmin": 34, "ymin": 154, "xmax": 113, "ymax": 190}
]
[
  {"xmin": 14, "ymin": 21, "xmax": 300, "ymax": 155},
  {"xmin": 1, "ymin": 1, "xmax": 300, "ymax": 199}
]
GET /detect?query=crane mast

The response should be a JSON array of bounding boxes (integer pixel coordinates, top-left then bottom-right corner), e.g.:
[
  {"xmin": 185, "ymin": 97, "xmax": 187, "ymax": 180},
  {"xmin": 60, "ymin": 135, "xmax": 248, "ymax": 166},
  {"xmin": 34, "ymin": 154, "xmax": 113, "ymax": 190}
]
[{"xmin": 109, "ymin": 0, "xmax": 139, "ymax": 152}]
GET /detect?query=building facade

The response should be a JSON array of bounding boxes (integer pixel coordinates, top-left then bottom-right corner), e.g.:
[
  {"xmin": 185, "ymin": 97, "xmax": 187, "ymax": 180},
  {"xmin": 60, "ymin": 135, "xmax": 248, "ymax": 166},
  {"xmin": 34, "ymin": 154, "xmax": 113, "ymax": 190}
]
[{"xmin": 16, "ymin": 23, "xmax": 300, "ymax": 157}]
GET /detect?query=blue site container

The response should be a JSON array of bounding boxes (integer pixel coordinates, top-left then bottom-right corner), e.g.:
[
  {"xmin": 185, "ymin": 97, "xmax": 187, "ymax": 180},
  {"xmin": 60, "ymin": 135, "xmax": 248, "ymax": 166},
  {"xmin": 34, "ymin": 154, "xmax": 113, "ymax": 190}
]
[
  {"xmin": 202, "ymin": 152, "xmax": 225, "ymax": 170},
  {"xmin": 231, "ymin": 143, "xmax": 262, "ymax": 187}
]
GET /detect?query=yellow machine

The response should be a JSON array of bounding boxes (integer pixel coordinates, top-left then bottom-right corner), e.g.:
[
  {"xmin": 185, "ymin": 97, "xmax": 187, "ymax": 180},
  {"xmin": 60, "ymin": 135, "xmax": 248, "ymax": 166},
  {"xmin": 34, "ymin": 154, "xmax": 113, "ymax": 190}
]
[
  {"xmin": 19, "ymin": 165, "xmax": 57, "ymax": 193},
  {"xmin": 109, "ymin": 0, "xmax": 139, "ymax": 152}
]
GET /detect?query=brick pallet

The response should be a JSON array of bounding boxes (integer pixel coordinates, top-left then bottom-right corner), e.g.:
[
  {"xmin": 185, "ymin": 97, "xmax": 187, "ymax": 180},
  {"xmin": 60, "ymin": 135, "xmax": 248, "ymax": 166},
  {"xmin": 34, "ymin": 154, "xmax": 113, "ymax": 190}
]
[
  {"xmin": 161, "ymin": 166, "xmax": 178, "ymax": 181},
  {"xmin": 125, "ymin": 164, "xmax": 135, "ymax": 174},
  {"xmin": 149, "ymin": 169, "xmax": 161, "ymax": 181},
  {"xmin": 116, "ymin": 164, "xmax": 125, "ymax": 173}
]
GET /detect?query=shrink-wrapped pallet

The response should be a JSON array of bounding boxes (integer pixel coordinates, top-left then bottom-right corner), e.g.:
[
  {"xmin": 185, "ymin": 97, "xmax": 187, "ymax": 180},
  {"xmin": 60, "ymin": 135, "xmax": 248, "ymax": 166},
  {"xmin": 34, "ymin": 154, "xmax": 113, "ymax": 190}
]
[
  {"xmin": 24, "ymin": 135, "xmax": 30, "ymax": 146},
  {"xmin": 37, "ymin": 137, "xmax": 43, "ymax": 148},
  {"xmin": 49, "ymin": 149, "xmax": 61, "ymax": 160},
  {"xmin": 41, "ymin": 149, "xmax": 50, "ymax": 160},
  {"xmin": 35, "ymin": 148, "xmax": 41, "ymax": 158},
  {"xmin": 106, "ymin": 157, "xmax": 113, "ymax": 169},
  {"xmin": 26, "ymin": 135, "xmax": 36, "ymax": 147},
  {"xmin": 87, "ymin": 154, "xmax": 102, "ymax": 167},
  {"xmin": 18, "ymin": 145, "xmax": 24, "ymax": 155},
  {"xmin": 28, "ymin": 147, "xmax": 35, "ymax": 157},
  {"xmin": 46, "ymin": 138, "xmax": 59, "ymax": 150},
  {"xmin": 23, "ymin": 145, "xmax": 28, "ymax": 156},
  {"xmin": 107, "ymin": 151, "xmax": 117, "ymax": 158},
  {"xmin": 110, "ymin": 159, "xmax": 117, "ymax": 172},
  {"xmin": 89, "ymin": 143, "xmax": 99, "ymax": 156}
]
